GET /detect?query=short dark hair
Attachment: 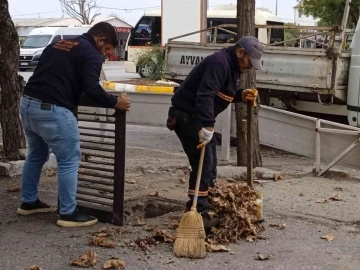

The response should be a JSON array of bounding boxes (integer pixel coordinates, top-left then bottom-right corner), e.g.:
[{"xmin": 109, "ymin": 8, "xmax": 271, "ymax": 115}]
[{"xmin": 88, "ymin": 22, "xmax": 119, "ymax": 48}]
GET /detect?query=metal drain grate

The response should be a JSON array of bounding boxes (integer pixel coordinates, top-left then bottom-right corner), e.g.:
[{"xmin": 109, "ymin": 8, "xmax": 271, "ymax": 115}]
[{"xmin": 74, "ymin": 95, "xmax": 126, "ymax": 225}]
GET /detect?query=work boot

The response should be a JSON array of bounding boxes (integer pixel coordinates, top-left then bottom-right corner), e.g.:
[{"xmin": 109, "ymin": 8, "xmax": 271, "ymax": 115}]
[
  {"xmin": 185, "ymin": 200, "xmax": 220, "ymax": 233},
  {"xmin": 17, "ymin": 198, "xmax": 53, "ymax": 216},
  {"xmin": 57, "ymin": 208, "xmax": 98, "ymax": 228}
]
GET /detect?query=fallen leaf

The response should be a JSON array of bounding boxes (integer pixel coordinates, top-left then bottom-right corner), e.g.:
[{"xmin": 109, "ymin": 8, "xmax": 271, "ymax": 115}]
[
  {"xmin": 299, "ymin": 193, "xmax": 305, "ymax": 197},
  {"xmin": 179, "ymin": 178, "xmax": 186, "ymax": 184},
  {"xmin": 153, "ymin": 228, "xmax": 176, "ymax": 243},
  {"xmin": 136, "ymin": 217, "xmax": 147, "ymax": 226},
  {"xmin": 143, "ymin": 226, "xmax": 154, "ymax": 232},
  {"xmin": 89, "ymin": 236, "xmax": 115, "ymax": 248},
  {"xmin": 96, "ymin": 233, "xmax": 109, "ymax": 237},
  {"xmin": 316, "ymin": 199, "xmax": 328, "ymax": 204},
  {"xmin": 275, "ymin": 174, "xmax": 285, "ymax": 181},
  {"xmin": 27, "ymin": 266, "xmax": 43, "ymax": 270},
  {"xmin": 334, "ymin": 187, "xmax": 343, "ymax": 192},
  {"xmin": 269, "ymin": 223, "xmax": 286, "ymax": 229},
  {"xmin": 127, "ymin": 236, "xmax": 157, "ymax": 251},
  {"xmin": 103, "ymin": 258, "xmax": 125, "ymax": 270},
  {"xmin": 71, "ymin": 250, "xmax": 98, "ymax": 267},
  {"xmin": 321, "ymin": 234, "xmax": 335, "ymax": 241},
  {"xmin": 45, "ymin": 169, "xmax": 57, "ymax": 177},
  {"xmin": 246, "ymin": 235, "xmax": 255, "ymax": 243},
  {"xmin": 246, "ymin": 235, "xmax": 267, "ymax": 243},
  {"xmin": 98, "ymin": 227, "xmax": 108, "ymax": 233},
  {"xmin": 208, "ymin": 211, "xmax": 218, "ymax": 219},
  {"xmin": 126, "ymin": 179, "xmax": 137, "ymax": 184},
  {"xmin": 256, "ymin": 254, "xmax": 270, "ymax": 260},
  {"xmin": 329, "ymin": 193, "xmax": 343, "ymax": 201},
  {"xmin": 6, "ymin": 187, "xmax": 21, "ymax": 193},
  {"xmin": 149, "ymin": 191, "xmax": 162, "ymax": 197},
  {"xmin": 205, "ymin": 243, "xmax": 230, "ymax": 252}
]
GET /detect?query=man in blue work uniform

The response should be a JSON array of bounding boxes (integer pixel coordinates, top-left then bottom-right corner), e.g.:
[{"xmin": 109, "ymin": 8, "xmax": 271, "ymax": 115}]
[
  {"xmin": 167, "ymin": 36, "xmax": 263, "ymax": 231},
  {"xmin": 17, "ymin": 22, "xmax": 131, "ymax": 228}
]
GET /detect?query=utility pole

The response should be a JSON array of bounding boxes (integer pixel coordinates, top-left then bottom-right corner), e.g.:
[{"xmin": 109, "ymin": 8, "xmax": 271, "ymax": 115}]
[
  {"xmin": 276, "ymin": 0, "xmax": 278, "ymax": 15},
  {"xmin": 235, "ymin": 0, "xmax": 262, "ymax": 167}
]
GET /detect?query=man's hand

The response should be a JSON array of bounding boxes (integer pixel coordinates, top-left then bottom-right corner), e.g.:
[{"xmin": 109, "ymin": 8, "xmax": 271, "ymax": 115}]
[
  {"xmin": 242, "ymin": 89, "xmax": 258, "ymax": 101},
  {"xmin": 199, "ymin": 127, "xmax": 214, "ymax": 145},
  {"xmin": 115, "ymin": 93, "xmax": 131, "ymax": 111}
]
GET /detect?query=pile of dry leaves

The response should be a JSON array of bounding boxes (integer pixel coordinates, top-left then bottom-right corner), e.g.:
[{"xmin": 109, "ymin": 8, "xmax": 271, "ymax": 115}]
[{"xmin": 207, "ymin": 180, "xmax": 265, "ymax": 245}]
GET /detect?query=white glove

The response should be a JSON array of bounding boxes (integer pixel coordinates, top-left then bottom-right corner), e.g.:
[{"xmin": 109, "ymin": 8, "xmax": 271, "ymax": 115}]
[{"xmin": 199, "ymin": 128, "xmax": 214, "ymax": 144}]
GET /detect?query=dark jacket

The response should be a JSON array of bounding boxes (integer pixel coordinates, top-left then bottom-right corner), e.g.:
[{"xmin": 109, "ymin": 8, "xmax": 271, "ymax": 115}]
[
  {"xmin": 24, "ymin": 33, "xmax": 117, "ymax": 112},
  {"xmin": 171, "ymin": 46, "xmax": 243, "ymax": 128}
]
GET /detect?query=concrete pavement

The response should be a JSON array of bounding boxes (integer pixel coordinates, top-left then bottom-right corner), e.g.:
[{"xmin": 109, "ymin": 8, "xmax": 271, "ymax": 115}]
[
  {"xmin": 1, "ymin": 125, "xmax": 360, "ymax": 269},
  {"xmin": 1, "ymin": 172, "xmax": 360, "ymax": 270}
]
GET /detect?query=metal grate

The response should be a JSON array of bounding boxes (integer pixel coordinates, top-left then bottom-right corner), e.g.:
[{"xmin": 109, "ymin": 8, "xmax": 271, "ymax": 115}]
[{"xmin": 74, "ymin": 95, "xmax": 126, "ymax": 225}]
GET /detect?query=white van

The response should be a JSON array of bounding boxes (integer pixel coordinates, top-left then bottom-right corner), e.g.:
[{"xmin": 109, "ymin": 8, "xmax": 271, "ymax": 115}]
[{"xmin": 19, "ymin": 26, "xmax": 91, "ymax": 71}]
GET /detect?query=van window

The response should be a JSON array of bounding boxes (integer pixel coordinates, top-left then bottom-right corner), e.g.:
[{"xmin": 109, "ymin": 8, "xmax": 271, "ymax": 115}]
[
  {"xmin": 63, "ymin": 35, "xmax": 82, "ymax": 40},
  {"xmin": 132, "ymin": 17, "xmax": 153, "ymax": 46},
  {"xmin": 52, "ymin": 35, "xmax": 62, "ymax": 43},
  {"xmin": 22, "ymin": 35, "xmax": 52, "ymax": 48}
]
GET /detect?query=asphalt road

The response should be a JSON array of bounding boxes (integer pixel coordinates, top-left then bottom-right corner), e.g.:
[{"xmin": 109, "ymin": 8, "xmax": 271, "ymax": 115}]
[{"xmin": 19, "ymin": 61, "xmax": 139, "ymax": 83}]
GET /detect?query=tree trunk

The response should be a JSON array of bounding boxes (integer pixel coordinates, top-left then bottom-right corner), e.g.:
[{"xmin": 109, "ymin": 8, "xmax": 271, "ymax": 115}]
[
  {"xmin": 236, "ymin": 0, "xmax": 262, "ymax": 167},
  {"xmin": 0, "ymin": 0, "xmax": 26, "ymax": 161}
]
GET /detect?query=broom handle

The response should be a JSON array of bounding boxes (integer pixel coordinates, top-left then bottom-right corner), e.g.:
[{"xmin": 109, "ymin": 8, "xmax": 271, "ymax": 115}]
[
  {"xmin": 247, "ymin": 100, "xmax": 254, "ymax": 188},
  {"xmin": 192, "ymin": 144, "xmax": 206, "ymax": 210}
]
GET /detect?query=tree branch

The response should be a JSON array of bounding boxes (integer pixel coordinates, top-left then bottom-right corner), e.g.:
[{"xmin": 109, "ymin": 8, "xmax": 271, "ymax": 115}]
[{"xmin": 59, "ymin": 0, "xmax": 99, "ymax": 24}]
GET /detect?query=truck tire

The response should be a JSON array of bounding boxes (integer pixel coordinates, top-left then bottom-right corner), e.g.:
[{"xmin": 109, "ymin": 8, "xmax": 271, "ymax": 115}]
[{"xmin": 139, "ymin": 65, "xmax": 153, "ymax": 78}]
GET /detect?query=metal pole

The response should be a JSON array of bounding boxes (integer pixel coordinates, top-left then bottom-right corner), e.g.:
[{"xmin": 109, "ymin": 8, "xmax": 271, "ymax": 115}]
[
  {"xmin": 318, "ymin": 138, "xmax": 360, "ymax": 176},
  {"xmin": 315, "ymin": 120, "xmax": 321, "ymax": 173},
  {"xmin": 247, "ymin": 101, "xmax": 254, "ymax": 188},
  {"xmin": 338, "ymin": 0, "xmax": 352, "ymax": 51},
  {"xmin": 220, "ymin": 105, "xmax": 231, "ymax": 161},
  {"xmin": 201, "ymin": 0, "xmax": 208, "ymax": 43},
  {"xmin": 276, "ymin": 0, "xmax": 278, "ymax": 15}
]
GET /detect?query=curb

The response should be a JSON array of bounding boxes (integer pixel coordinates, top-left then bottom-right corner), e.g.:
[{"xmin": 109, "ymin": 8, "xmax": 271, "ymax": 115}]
[
  {"xmin": 101, "ymin": 80, "xmax": 177, "ymax": 93},
  {"xmin": 0, "ymin": 153, "xmax": 57, "ymax": 177}
]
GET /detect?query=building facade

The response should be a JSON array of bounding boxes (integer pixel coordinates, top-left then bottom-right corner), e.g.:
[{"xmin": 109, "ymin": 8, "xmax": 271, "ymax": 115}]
[{"xmin": 293, "ymin": 1, "xmax": 319, "ymax": 26}]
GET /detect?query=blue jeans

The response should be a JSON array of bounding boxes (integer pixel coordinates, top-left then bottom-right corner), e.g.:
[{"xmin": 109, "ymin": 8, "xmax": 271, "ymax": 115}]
[{"xmin": 20, "ymin": 97, "xmax": 81, "ymax": 215}]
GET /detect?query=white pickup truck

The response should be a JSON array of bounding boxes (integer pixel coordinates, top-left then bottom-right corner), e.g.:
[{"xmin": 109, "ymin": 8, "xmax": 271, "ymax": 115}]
[{"xmin": 163, "ymin": 1, "xmax": 360, "ymax": 127}]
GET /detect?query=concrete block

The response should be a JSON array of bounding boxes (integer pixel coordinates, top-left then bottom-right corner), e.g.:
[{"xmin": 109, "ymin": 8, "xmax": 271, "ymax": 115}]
[
  {"xmin": 0, "ymin": 152, "xmax": 58, "ymax": 177},
  {"xmin": 254, "ymin": 167, "xmax": 281, "ymax": 180},
  {"xmin": 217, "ymin": 166, "xmax": 247, "ymax": 181},
  {"xmin": 8, "ymin": 160, "xmax": 25, "ymax": 177},
  {"xmin": 0, "ymin": 162, "xmax": 11, "ymax": 176},
  {"xmin": 217, "ymin": 166, "xmax": 281, "ymax": 181},
  {"xmin": 44, "ymin": 153, "xmax": 58, "ymax": 169}
]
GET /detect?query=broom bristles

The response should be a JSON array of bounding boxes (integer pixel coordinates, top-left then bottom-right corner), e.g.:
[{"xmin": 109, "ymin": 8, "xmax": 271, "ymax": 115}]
[{"xmin": 173, "ymin": 210, "xmax": 207, "ymax": 259}]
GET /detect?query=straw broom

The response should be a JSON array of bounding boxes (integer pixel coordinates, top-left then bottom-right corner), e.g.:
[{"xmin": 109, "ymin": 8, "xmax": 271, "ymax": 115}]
[{"xmin": 173, "ymin": 143, "xmax": 207, "ymax": 259}]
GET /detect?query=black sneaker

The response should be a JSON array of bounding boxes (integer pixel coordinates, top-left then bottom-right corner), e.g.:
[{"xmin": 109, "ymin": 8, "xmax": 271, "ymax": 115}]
[
  {"xmin": 57, "ymin": 209, "xmax": 98, "ymax": 228},
  {"xmin": 17, "ymin": 199, "xmax": 53, "ymax": 216},
  {"xmin": 202, "ymin": 212, "xmax": 220, "ymax": 233},
  {"xmin": 184, "ymin": 201, "xmax": 220, "ymax": 232}
]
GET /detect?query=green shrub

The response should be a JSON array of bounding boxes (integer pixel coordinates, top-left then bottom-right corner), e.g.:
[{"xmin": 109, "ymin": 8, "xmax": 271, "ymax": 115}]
[{"xmin": 136, "ymin": 44, "xmax": 165, "ymax": 81}]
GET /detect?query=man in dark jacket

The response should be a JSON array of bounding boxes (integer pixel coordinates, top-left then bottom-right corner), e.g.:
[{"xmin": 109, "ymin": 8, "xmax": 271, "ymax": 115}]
[
  {"xmin": 167, "ymin": 36, "xmax": 263, "ymax": 231},
  {"xmin": 17, "ymin": 22, "xmax": 131, "ymax": 228}
]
